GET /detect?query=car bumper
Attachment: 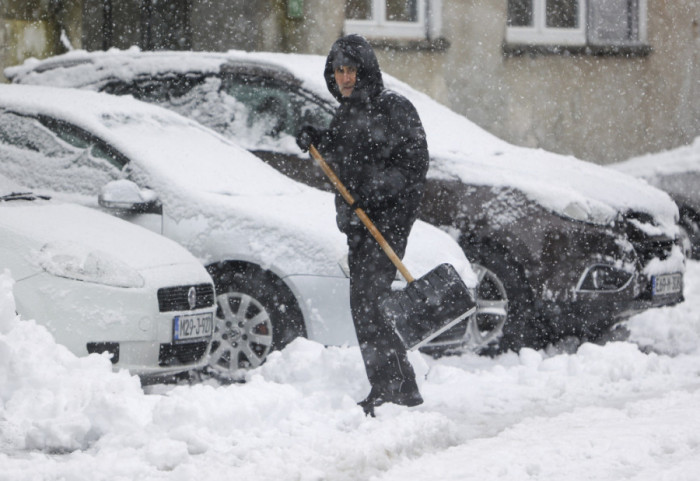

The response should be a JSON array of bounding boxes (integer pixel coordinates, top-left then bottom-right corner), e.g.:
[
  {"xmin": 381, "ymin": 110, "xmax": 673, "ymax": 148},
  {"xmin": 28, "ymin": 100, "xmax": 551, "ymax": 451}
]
[
  {"xmin": 540, "ymin": 271, "xmax": 684, "ymax": 338},
  {"xmin": 13, "ymin": 270, "xmax": 215, "ymax": 379}
]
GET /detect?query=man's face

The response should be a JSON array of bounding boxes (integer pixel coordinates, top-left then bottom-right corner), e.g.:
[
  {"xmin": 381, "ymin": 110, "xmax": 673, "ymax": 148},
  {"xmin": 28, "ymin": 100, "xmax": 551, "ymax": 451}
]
[{"xmin": 334, "ymin": 65, "xmax": 357, "ymax": 98}]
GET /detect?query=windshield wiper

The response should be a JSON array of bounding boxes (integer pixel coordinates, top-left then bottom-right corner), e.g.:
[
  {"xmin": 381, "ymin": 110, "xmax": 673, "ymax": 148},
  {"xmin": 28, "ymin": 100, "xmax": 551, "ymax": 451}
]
[{"xmin": 0, "ymin": 192, "xmax": 52, "ymax": 202}]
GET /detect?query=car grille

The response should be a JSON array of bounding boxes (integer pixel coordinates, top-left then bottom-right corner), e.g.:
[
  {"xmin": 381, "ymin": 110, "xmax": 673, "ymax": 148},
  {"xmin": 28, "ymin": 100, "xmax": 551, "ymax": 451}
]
[
  {"xmin": 159, "ymin": 341, "xmax": 209, "ymax": 367},
  {"xmin": 623, "ymin": 212, "xmax": 676, "ymax": 265},
  {"xmin": 157, "ymin": 283, "xmax": 215, "ymax": 312}
]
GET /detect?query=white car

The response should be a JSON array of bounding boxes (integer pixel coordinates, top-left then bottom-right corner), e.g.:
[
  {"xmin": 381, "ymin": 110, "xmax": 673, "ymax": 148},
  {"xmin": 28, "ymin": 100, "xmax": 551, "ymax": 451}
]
[
  {"xmin": 0, "ymin": 84, "xmax": 476, "ymax": 378},
  {"xmin": 0, "ymin": 179, "xmax": 216, "ymax": 382}
]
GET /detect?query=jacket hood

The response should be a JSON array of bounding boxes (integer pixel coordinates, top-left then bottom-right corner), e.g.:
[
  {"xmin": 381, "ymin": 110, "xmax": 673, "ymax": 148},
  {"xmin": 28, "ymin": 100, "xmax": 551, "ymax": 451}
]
[{"xmin": 324, "ymin": 34, "xmax": 384, "ymax": 103}]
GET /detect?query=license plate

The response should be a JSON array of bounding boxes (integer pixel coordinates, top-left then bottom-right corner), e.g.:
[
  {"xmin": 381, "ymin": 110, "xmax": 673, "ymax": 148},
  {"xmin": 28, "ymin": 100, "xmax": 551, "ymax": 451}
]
[
  {"xmin": 652, "ymin": 273, "xmax": 682, "ymax": 296},
  {"xmin": 173, "ymin": 312, "xmax": 214, "ymax": 341}
]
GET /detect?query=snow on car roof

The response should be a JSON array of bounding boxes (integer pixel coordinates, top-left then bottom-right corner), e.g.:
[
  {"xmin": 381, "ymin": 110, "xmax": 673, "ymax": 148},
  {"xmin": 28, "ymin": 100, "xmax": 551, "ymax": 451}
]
[
  {"xmin": 6, "ymin": 48, "xmax": 680, "ymax": 234},
  {"xmin": 611, "ymin": 136, "xmax": 700, "ymax": 179}
]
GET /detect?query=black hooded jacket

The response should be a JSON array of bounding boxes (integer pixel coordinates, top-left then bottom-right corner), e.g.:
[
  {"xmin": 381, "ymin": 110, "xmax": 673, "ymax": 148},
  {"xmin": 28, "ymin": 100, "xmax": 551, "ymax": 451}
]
[{"xmin": 317, "ymin": 35, "xmax": 430, "ymax": 237}]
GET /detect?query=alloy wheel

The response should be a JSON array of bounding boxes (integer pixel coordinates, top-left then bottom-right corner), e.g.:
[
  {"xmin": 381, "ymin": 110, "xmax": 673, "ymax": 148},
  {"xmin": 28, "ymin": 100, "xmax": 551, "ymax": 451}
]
[
  {"xmin": 208, "ymin": 291, "xmax": 274, "ymax": 379},
  {"xmin": 464, "ymin": 263, "xmax": 509, "ymax": 350}
]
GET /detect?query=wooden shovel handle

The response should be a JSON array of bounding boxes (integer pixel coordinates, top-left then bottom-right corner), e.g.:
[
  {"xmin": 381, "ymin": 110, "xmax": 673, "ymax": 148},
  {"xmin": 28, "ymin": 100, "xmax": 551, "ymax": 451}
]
[{"xmin": 309, "ymin": 145, "xmax": 415, "ymax": 283}]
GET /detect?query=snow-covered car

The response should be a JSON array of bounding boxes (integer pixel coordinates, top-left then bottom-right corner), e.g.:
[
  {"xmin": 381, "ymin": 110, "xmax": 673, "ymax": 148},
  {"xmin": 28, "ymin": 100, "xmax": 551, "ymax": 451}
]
[
  {"xmin": 0, "ymin": 176, "xmax": 216, "ymax": 382},
  {"xmin": 5, "ymin": 49, "xmax": 685, "ymax": 353},
  {"xmin": 0, "ymin": 84, "xmax": 476, "ymax": 377},
  {"xmin": 611, "ymin": 139, "xmax": 700, "ymax": 260}
]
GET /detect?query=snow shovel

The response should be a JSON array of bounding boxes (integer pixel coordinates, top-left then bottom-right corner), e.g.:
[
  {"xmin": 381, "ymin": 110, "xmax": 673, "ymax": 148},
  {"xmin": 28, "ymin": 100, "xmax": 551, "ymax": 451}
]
[{"xmin": 308, "ymin": 145, "xmax": 476, "ymax": 350}]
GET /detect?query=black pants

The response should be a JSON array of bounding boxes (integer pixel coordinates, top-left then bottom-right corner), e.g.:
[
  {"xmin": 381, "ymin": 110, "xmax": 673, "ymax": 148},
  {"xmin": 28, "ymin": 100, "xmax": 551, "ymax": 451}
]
[{"xmin": 346, "ymin": 225, "xmax": 418, "ymax": 396}]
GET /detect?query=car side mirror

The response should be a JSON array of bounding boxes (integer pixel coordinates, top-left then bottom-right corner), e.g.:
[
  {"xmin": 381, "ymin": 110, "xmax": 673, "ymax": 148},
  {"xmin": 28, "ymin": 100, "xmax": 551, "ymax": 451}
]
[{"xmin": 98, "ymin": 179, "xmax": 162, "ymax": 214}]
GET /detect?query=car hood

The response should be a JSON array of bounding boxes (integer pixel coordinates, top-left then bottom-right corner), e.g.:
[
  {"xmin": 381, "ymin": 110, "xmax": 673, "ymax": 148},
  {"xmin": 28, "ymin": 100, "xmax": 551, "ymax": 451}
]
[{"xmin": 0, "ymin": 200, "xmax": 204, "ymax": 272}]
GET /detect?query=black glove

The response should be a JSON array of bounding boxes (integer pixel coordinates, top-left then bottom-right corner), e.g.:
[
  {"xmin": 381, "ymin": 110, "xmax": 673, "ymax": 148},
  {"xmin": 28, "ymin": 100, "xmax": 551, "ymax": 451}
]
[{"xmin": 296, "ymin": 125, "xmax": 321, "ymax": 152}]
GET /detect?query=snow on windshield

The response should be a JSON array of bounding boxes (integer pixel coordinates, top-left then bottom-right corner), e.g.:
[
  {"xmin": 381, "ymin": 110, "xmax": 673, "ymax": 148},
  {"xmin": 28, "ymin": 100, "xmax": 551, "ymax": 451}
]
[{"xmin": 97, "ymin": 110, "xmax": 304, "ymax": 197}]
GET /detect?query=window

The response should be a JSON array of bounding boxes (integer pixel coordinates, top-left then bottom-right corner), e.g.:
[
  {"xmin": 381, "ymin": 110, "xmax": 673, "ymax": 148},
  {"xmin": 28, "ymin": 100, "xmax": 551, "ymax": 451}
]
[
  {"xmin": 0, "ymin": 112, "xmax": 124, "ymax": 195},
  {"xmin": 222, "ymin": 77, "xmax": 334, "ymax": 141},
  {"xmin": 344, "ymin": 0, "xmax": 442, "ymax": 40},
  {"xmin": 506, "ymin": 0, "xmax": 647, "ymax": 49}
]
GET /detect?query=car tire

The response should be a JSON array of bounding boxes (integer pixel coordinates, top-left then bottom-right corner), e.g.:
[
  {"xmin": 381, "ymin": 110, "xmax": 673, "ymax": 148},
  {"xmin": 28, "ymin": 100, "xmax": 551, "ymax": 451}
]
[
  {"xmin": 206, "ymin": 262, "xmax": 306, "ymax": 380},
  {"xmin": 469, "ymin": 249, "xmax": 546, "ymax": 355}
]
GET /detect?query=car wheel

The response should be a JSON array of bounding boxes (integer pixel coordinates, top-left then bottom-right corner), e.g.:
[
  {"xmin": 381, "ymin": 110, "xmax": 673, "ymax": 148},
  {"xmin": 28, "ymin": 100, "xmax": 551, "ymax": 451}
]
[
  {"xmin": 469, "ymin": 250, "xmax": 544, "ymax": 355},
  {"xmin": 206, "ymin": 263, "xmax": 306, "ymax": 380},
  {"xmin": 462, "ymin": 263, "xmax": 509, "ymax": 350}
]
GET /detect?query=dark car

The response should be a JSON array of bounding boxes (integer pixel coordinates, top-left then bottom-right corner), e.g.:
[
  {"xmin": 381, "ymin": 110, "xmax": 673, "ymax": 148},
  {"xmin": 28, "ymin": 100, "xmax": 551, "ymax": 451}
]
[
  {"xmin": 611, "ymin": 140, "xmax": 700, "ymax": 260},
  {"xmin": 7, "ymin": 49, "xmax": 686, "ymax": 353}
]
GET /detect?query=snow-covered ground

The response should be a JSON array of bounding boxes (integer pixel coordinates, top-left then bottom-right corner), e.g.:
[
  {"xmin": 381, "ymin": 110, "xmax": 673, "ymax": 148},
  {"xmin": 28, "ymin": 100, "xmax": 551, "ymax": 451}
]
[{"xmin": 1, "ymin": 259, "xmax": 699, "ymax": 481}]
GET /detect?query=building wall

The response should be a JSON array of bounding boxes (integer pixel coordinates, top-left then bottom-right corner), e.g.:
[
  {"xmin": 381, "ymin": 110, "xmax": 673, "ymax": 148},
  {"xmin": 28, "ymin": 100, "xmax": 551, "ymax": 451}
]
[
  {"xmin": 0, "ymin": 0, "xmax": 81, "ymax": 80},
  {"xmin": 439, "ymin": 0, "xmax": 700, "ymax": 164}
]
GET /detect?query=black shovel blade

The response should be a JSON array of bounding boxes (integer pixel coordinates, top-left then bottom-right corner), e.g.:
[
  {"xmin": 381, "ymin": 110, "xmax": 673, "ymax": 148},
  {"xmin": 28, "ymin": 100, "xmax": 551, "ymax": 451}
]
[{"xmin": 380, "ymin": 263, "xmax": 477, "ymax": 350}]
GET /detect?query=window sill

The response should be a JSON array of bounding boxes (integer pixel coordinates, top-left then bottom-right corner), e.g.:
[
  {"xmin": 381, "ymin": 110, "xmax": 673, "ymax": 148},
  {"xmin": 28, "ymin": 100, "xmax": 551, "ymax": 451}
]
[
  {"xmin": 359, "ymin": 36, "xmax": 450, "ymax": 52},
  {"xmin": 503, "ymin": 43, "xmax": 652, "ymax": 58}
]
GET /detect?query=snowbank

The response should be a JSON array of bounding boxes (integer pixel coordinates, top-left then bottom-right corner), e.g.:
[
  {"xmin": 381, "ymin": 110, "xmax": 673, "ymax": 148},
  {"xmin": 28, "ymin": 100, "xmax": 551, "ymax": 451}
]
[{"xmin": 1, "ymin": 263, "xmax": 699, "ymax": 480}]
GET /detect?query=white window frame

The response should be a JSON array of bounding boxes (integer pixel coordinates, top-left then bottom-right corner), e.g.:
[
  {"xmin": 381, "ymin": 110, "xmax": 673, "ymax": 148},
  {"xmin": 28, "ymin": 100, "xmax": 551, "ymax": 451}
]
[
  {"xmin": 506, "ymin": 0, "xmax": 587, "ymax": 46},
  {"xmin": 344, "ymin": 0, "xmax": 441, "ymax": 40}
]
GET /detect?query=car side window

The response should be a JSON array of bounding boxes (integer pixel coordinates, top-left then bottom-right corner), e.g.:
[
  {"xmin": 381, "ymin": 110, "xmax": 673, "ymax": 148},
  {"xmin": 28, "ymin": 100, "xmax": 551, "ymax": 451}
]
[
  {"xmin": 0, "ymin": 111, "xmax": 124, "ymax": 195},
  {"xmin": 222, "ymin": 76, "xmax": 334, "ymax": 145},
  {"xmin": 103, "ymin": 74, "xmax": 208, "ymax": 103},
  {"xmin": 39, "ymin": 116, "xmax": 128, "ymax": 171},
  {"xmin": 0, "ymin": 111, "xmax": 73, "ymax": 157}
]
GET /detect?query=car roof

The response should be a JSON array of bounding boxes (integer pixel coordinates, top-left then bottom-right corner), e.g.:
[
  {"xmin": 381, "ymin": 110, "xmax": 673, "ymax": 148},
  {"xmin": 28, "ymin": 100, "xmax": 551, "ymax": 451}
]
[{"xmin": 6, "ymin": 49, "xmax": 304, "ymax": 91}]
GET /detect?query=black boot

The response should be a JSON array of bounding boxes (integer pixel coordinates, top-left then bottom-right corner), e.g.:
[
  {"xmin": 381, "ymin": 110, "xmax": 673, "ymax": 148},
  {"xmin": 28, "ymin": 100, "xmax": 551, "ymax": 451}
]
[
  {"xmin": 358, "ymin": 381, "xmax": 423, "ymax": 417},
  {"xmin": 358, "ymin": 386, "xmax": 383, "ymax": 417},
  {"xmin": 383, "ymin": 378, "xmax": 423, "ymax": 407}
]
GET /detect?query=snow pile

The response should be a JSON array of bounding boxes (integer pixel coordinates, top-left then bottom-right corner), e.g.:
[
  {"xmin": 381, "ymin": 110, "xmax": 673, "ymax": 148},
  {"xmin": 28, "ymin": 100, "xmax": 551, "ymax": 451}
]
[
  {"xmin": 626, "ymin": 266, "xmax": 700, "ymax": 356},
  {"xmin": 0, "ymin": 270, "xmax": 147, "ymax": 453},
  {"xmin": 1, "ymin": 264, "xmax": 700, "ymax": 480}
]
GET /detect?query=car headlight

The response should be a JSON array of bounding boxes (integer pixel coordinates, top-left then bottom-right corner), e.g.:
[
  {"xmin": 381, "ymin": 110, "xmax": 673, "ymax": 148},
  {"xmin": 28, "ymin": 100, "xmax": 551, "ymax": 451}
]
[
  {"xmin": 562, "ymin": 201, "xmax": 615, "ymax": 226},
  {"xmin": 577, "ymin": 264, "xmax": 633, "ymax": 292},
  {"xmin": 39, "ymin": 241, "xmax": 144, "ymax": 288}
]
